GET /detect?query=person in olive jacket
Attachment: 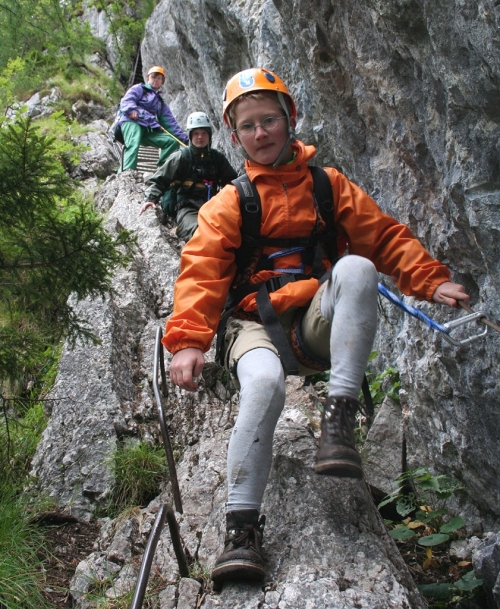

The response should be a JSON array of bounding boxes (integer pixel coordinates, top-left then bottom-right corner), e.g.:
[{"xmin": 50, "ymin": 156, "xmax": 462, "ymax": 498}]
[{"xmin": 140, "ymin": 111, "xmax": 237, "ymax": 242}]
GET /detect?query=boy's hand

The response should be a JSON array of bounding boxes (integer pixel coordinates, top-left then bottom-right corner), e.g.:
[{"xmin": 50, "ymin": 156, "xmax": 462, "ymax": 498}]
[
  {"xmin": 139, "ymin": 201, "xmax": 156, "ymax": 215},
  {"xmin": 169, "ymin": 348, "xmax": 205, "ymax": 391},
  {"xmin": 432, "ymin": 282, "xmax": 470, "ymax": 308}
]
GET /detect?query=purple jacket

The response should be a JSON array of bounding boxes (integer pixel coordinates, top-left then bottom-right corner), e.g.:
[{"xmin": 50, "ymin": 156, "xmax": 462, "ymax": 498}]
[{"xmin": 117, "ymin": 84, "xmax": 189, "ymax": 144}]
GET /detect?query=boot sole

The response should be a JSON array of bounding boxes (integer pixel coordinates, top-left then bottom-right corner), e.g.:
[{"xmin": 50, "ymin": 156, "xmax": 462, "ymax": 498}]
[
  {"xmin": 314, "ymin": 458, "xmax": 364, "ymax": 479},
  {"xmin": 211, "ymin": 560, "xmax": 265, "ymax": 585}
]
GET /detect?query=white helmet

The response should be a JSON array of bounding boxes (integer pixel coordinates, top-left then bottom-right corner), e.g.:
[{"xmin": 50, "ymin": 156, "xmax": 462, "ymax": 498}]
[{"xmin": 186, "ymin": 112, "xmax": 212, "ymax": 137}]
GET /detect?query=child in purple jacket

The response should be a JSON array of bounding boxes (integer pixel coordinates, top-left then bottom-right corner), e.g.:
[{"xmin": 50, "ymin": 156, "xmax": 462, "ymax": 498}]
[{"xmin": 116, "ymin": 66, "xmax": 189, "ymax": 172}]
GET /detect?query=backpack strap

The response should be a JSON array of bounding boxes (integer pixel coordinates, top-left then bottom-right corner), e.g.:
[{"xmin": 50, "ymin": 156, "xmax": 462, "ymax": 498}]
[
  {"xmin": 309, "ymin": 166, "xmax": 338, "ymax": 263},
  {"xmin": 232, "ymin": 174, "xmax": 261, "ymax": 238}
]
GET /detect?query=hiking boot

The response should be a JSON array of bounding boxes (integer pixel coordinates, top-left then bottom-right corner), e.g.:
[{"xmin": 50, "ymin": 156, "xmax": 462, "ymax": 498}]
[
  {"xmin": 314, "ymin": 396, "xmax": 364, "ymax": 479},
  {"xmin": 211, "ymin": 509, "xmax": 266, "ymax": 587}
]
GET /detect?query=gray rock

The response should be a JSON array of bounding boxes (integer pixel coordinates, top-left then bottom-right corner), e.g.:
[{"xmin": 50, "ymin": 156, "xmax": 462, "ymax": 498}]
[
  {"xmin": 70, "ymin": 122, "xmax": 120, "ymax": 179},
  {"xmin": 26, "ymin": 87, "xmax": 62, "ymax": 119},
  {"xmin": 473, "ymin": 531, "xmax": 500, "ymax": 609},
  {"xmin": 363, "ymin": 397, "xmax": 404, "ymax": 496},
  {"xmin": 177, "ymin": 578, "xmax": 202, "ymax": 609},
  {"xmin": 159, "ymin": 584, "xmax": 177, "ymax": 608}
]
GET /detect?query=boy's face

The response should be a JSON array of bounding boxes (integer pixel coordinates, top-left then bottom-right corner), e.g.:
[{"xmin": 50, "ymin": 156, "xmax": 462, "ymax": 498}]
[
  {"xmin": 190, "ymin": 128, "xmax": 210, "ymax": 148},
  {"xmin": 232, "ymin": 97, "xmax": 293, "ymax": 165},
  {"xmin": 147, "ymin": 73, "xmax": 165, "ymax": 90}
]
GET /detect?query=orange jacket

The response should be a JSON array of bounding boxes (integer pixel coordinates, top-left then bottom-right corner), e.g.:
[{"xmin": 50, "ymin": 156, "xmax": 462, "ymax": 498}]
[{"xmin": 163, "ymin": 141, "xmax": 450, "ymax": 354}]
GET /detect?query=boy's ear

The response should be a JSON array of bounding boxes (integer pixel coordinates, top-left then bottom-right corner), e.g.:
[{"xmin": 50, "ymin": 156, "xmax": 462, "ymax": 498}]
[
  {"xmin": 290, "ymin": 116, "xmax": 297, "ymax": 129},
  {"xmin": 231, "ymin": 132, "xmax": 241, "ymax": 147}
]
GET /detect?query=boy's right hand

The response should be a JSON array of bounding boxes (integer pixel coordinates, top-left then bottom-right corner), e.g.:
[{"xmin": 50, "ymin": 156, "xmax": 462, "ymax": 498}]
[{"xmin": 169, "ymin": 348, "xmax": 205, "ymax": 392}]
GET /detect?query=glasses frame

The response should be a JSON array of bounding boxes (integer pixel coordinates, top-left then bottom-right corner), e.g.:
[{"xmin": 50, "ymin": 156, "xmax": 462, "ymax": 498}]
[{"xmin": 232, "ymin": 116, "xmax": 288, "ymax": 137}]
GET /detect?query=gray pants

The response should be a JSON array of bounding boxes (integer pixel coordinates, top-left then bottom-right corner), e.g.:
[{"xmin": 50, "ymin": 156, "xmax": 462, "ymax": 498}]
[
  {"xmin": 176, "ymin": 203, "xmax": 202, "ymax": 242},
  {"xmin": 226, "ymin": 255, "xmax": 379, "ymax": 512}
]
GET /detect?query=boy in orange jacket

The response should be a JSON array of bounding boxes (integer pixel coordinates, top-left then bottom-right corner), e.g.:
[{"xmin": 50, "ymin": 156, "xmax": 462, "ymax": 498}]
[{"xmin": 162, "ymin": 68, "xmax": 469, "ymax": 587}]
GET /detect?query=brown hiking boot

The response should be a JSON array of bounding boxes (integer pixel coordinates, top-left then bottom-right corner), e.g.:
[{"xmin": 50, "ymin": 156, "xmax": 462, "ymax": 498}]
[
  {"xmin": 314, "ymin": 396, "xmax": 364, "ymax": 479},
  {"xmin": 211, "ymin": 509, "xmax": 266, "ymax": 588}
]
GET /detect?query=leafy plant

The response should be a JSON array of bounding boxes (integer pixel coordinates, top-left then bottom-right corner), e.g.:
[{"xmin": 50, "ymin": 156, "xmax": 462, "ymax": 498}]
[
  {"xmin": 0, "ymin": 0, "xmax": 99, "ymax": 105},
  {"xmin": 380, "ymin": 468, "xmax": 484, "ymax": 606},
  {"xmin": 0, "ymin": 115, "xmax": 137, "ymax": 389},
  {"xmin": 418, "ymin": 569, "xmax": 484, "ymax": 605},
  {"xmin": 108, "ymin": 440, "xmax": 169, "ymax": 516},
  {"xmin": 365, "ymin": 351, "xmax": 401, "ymax": 404}
]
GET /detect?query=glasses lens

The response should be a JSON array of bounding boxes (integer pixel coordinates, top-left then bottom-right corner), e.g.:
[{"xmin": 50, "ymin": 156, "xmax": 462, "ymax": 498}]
[
  {"xmin": 238, "ymin": 124, "xmax": 254, "ymax": 136},
  {"xmin": 235, "ymin": 117, "xmax": 285, "ymax": 136},
  {"xmin": 262, "ymin": 117, "xmax": 279, "ymax": 130}
]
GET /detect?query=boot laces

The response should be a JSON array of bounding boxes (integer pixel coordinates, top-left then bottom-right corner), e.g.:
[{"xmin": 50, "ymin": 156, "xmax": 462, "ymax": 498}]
[
  {"xmin": 226, "ymin": 516, "xmax": 265, "ymax": 554},
  {"xmin": 324, "ymin": 398, "xmax": 358, "ymax": 445}
]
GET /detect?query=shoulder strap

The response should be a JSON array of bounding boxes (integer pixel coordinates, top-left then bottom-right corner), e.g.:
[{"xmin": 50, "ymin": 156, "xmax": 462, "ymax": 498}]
[
  {"xmin": 178, "ymin": 146, "xmax": 193, "ymax": 181},
  {"xmin": 309, "ymin": 166, "xmax": 338, "ymax": 261},
  {"xmin": 232, "ymin": 174, "xmax": 262, "ymax": 239}
]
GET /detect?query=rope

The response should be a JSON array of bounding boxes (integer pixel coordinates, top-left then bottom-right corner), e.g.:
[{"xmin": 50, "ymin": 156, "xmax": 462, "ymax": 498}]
[{"xmin": 159, "ymin": 125, "xmax": 187, "ymax": 147}]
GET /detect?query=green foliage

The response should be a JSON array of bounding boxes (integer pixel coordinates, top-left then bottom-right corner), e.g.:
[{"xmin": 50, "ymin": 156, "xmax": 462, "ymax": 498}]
[
  {"xmin": 418, "ymin": 570, "xmax": 484, "ymax": 602},
  {"xmin": 108, "ymin": 441, "xmax": 169, "ymax": 515},
  {"xmin": 365, "ymin": 351, "xmax": 401, "ymax": 404},
  {"xmin": 0, "ymin": 486, "xmax": 52, "ymax": 609},
  {"xmin": 379, "ymin": 468, "xmax": 464, "ymax": 517},
  {"xmin": 0, "ymin": 115, "xmax": 137, "ymax": 388},
  {"xmin": 380, "ymin": 468, "xmax": 485, "ymax": 607},
  {"xmin": 0, "ymin": 0, "xmax": 99, "ymax": 100},
  {"xmin": 39, "ymin": 65, "xmax": 122, "ymax": 115},
  {"xmin": 89, "ymin": 0, "xmax": 160, "ymax": 81},
  {"xmin": 28, "ymin": 109, "xmax": 89, "ymax": 168},
  {"xmin": 0, "ymin": 57, "xmax": 26, "ymax": 110},
  {"xmin": 0, "ymin": 401, "xmax": 47, "ymax": 478}
]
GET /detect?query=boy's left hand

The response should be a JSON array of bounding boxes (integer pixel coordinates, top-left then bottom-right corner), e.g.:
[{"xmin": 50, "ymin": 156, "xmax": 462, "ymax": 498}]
[{"xmin": 432, "ymin": 282, "xmax": 470, "ymax": 308}]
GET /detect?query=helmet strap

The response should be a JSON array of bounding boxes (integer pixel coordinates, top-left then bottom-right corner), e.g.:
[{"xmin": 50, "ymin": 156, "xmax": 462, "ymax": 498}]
[{"xmin": 272, "ymin": 92, "xmax": 296, "ymax": 168}]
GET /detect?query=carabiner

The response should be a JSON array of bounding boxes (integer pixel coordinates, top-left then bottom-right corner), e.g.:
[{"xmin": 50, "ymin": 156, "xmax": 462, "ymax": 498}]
[{"xmin": 441, "ymin": 311, "xmax": 488, "ymax": 346}]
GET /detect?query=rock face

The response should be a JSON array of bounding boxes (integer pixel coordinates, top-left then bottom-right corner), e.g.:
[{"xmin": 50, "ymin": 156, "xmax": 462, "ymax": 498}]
[{"xmin": 30, "ymin": 0, "xmax": 500, "ymax": 606}]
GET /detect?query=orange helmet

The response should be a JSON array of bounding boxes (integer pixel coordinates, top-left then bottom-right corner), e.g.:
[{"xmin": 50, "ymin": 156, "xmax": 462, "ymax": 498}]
[
  {"xmin": 222, "ymin": 68, "xmax": 296, "ymax": 127},
  {"xmin": 147, "ymin": 66, "xmax": 166, "ymax": 79}
]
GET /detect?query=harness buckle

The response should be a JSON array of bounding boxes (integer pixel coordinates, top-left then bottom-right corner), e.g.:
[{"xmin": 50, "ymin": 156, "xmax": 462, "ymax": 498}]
[
  {"xmin": 244, "ymin": 202, "xmax": 260, "ymax": 214},
  {"xmin": 265, "ymin": 275, "xmax": 299, "ymax": 293}
]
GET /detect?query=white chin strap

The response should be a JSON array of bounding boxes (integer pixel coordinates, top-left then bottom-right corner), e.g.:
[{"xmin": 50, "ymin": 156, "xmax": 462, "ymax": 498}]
[{"xmin": 271, "ymin": 92, "xmax": 296, "ymax": 169}]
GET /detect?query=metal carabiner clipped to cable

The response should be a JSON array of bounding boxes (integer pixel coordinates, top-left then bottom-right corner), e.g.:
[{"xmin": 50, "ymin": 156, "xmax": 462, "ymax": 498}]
[{"xmin": 441, "ymin": 311, "xmax": 488, "ymax": 346}]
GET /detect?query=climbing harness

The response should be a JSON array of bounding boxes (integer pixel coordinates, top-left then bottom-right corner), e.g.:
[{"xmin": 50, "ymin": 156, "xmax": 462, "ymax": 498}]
[
  {"xmin": 216, "ymin": 166, "xmax": 336, "ymax": 374},
  {"xmin": 216, "ymin": 166, "xmax": 377, "ymax": 412},
  {"xmin": 377, "ymin": 283, "xmax": 493, "ymax": 347}
]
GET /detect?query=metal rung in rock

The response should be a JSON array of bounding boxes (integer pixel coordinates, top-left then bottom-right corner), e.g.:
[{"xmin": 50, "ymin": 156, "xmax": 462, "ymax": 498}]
[{"xmin": 136, "ymin": 146, "xmax": 161, "ymax": 173}]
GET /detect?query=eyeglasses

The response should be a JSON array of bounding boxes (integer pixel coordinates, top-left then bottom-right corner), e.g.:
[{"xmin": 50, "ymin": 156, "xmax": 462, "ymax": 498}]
[{"xmin": 232, "ymin": 116, "xmax": 287, "ymax": 137}]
